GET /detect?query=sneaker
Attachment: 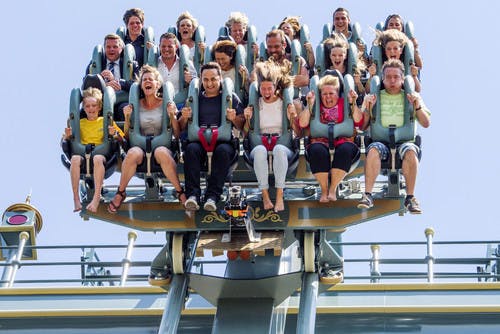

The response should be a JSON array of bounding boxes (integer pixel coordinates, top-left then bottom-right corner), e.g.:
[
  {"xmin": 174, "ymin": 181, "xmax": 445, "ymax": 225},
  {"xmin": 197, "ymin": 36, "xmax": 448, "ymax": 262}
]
[
  {"xmin": 184, "ymin": 196, "xmax": 200, "ymax": 211},
  {"xmin": 405, "ymin": 197, "xmax": 422, "ymax": 214},
  {"xmin": 357, "ymin": 193, "xmax": 374, "ymax": 209},
  {"xmin": 203, "ymin": 197, "xmax": 217, "ymax": 212}
]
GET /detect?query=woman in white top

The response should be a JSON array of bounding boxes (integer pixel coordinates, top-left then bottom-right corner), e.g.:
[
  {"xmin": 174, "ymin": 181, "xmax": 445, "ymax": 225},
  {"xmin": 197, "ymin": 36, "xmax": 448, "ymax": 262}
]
[
  {"xmin": 108, "ymin": 66, "xmax": 185, "ymax": 213},
  {"xmin": 243, "ymin": 61, "xmax": 298, "ymax": 212}
]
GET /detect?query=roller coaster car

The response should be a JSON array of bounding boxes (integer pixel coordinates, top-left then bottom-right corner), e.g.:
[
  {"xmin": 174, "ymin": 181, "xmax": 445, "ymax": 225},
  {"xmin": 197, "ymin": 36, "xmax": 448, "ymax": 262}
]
[
  {"xmin": 146, "ymin": 42, "xmax": 192, "ymax": 106},
  {"xmin": 167, "ymin": 24, "xmax": 206, "ymax": 75},
  {"xmin": 242, "ymin": 82, "xmax": 300, "ymax": 183},
  {"xmin": 364, "ymin": 74, "xmax": 421, "ymax": 197},
  {"xmin": 61, "ymin": 81, "xmax": 120, "ymax": 201},
  {"xmin": 126, "ymin": 81, "xmax": 180, "ymax": 201},
  {"xmin": 204, "ymin": 34, "xmax": 248, "ymax": 104},
  {"xmin": 116, "ymin": 26, "xmax": 155, "ymax": 67}
]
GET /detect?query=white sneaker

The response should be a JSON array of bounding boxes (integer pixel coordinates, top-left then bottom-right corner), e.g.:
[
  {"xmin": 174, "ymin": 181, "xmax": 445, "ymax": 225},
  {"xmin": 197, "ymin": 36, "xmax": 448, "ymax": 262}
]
[
  {"xmin": 184, "ymin": 196, "xmax": 199, "ymax": 211},
  {"xmin": 203, "ymin": 198, "xmax": 217, "ymax": 212}
]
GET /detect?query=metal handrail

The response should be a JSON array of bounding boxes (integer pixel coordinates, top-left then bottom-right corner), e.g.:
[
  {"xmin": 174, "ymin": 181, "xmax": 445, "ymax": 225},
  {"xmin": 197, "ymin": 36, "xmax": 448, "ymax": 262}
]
[{"xmin": 1, "ymin": 234, "xmax": 498, "ymax": 287}]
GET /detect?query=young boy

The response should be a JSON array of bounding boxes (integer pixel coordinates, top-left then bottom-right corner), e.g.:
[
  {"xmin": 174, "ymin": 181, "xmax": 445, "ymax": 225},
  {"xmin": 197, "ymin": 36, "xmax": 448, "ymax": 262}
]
[{"xmin": 63, "ymin": 87, "xmax": 124, "ymax": 212}]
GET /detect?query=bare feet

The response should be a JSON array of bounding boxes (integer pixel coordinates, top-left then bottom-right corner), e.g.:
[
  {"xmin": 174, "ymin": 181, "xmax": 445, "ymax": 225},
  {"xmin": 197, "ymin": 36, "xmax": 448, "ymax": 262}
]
[
  {"xmin": 86, "ymin": 198, "xmax": 100, "ymax": 213},
  {"xmin": 73, "ymin": 199, "xmax": 82, "ymax": 212},
  {"xmin": 327, "ymin": 187, "xmax": 337, "ymax": 201},
  {"xmin": 319, "ymin": 194, "xmax": 329, "ymax": 203},
  {"xmin": 274, "ymin": 198, "xmax": 285, "ymax": 212},
  {"xmin": 263, "ymin": 198, "xmax": 274, "ymax": 210},
  {"xmin": 262, "ymin": 189, "xmax": 274, "ymax": 210}
]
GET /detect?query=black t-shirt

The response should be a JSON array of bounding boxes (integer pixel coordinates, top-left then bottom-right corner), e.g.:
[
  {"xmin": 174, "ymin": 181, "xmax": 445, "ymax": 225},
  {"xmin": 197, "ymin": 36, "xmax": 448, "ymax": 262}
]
[{"xmin": 198, "ymin": 92, "xmax": 243, "ymax": 127}]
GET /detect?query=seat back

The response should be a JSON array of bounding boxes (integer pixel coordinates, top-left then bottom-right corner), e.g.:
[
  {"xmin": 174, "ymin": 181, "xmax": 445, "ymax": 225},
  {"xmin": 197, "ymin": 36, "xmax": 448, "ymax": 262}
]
[
  {"xmin": 116, "ymin": 26, "xmax": 155, "ymax": 66},
  {"xmin": 88, "ymin": 44, "xmax": 136, "ymax": 82},
  {"xmin": 186, "ymin": 77, "xmax": 234, "ymax": 145},
  {"xmin": 368, "ymin": 75, "xmax": 417, "ymax": 145},
  {"xmin": 322, "ymin": 22, "xmax": 363, "ymax": 43},
  {"xmin": 204, "ymin": 41, "xmax": 247, "ymax": 104},
  {"xmin": 167, "ymin": 25, "xmax": 206, "ymax": 75},
  {"xmin": 370, "ymin": 41, "xmax": 415, "ymax": 78},
  {"xmin": 375, "ymin": 20, "xmax": 416, "ymax": 40}
]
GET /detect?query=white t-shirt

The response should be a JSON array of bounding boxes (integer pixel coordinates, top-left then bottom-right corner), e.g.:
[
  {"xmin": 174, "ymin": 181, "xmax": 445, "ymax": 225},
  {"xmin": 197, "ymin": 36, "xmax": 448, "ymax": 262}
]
[{"xmin": 259, "ymin": 97, "xmax": 283, "ymax": 134}]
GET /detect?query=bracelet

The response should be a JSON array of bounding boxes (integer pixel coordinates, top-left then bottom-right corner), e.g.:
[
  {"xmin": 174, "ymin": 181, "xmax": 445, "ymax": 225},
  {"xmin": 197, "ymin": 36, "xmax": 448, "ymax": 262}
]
[{"xmin": 416, "ymin": 106, "xmax": 422, "ymax": 111}]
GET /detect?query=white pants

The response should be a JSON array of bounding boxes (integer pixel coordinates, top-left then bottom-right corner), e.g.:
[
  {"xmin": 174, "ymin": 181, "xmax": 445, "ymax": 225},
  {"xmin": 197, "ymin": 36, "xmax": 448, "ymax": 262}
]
[{"xmin": 250, "ymin": 144, "xmax": 293, "ymax": 189}]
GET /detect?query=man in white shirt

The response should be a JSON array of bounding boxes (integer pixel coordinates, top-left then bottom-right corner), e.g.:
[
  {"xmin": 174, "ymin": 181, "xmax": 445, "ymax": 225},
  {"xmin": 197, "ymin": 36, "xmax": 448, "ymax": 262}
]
[{"xmin": 157, "ymin": 32, "xmax": 197, "ymax": 106}]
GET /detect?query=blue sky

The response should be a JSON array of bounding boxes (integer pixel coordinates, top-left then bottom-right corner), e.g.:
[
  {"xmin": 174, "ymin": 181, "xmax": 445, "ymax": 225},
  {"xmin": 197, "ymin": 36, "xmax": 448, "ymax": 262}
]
[{"xmin": 0, "ymin": 0, "xmax": 497, "ymax": 271}]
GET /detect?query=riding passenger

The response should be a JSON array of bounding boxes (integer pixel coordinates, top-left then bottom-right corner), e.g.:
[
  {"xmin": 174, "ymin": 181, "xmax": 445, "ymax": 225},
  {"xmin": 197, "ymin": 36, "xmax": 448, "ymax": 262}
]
[
  {"xmin": 323, "ymin": 33, "xmax": 366, "ymax": 97},
  {"xmin": 278, "ymin": 16, "xmax": 315, "ymax": 71},
  {"xmin": 108, "ymin": 66, "xmax": 186, "ymax": 213},
  {"xmin": 64, "ymin": 87, "xmax": 124, "ymax": 213},
  {"xmin": 357, "ymin": 59, "xmax": 430, "ymax": 214},
  {"xmin": 212, "ymin": 39, "xmax": 249, "ymax": 96},
  {"xmin": 85, "ymin": 33, "xmax": 140, "ymax": 121},
  {"xmin": 224, "ymin": 11, "xmax": 259, "ymax": 74},
  {"xmin": 243, "ymin": 60, "xmax": 299, "ymax": 212},
  {"xmin": 331, "ymin": 7, "xmax": 368, "ymax": 66},
  {"xmin": 254, "ymin": 29, "xmax": 309, "ymax": 112},
  {"xmin": 366, "ymin": 29, "xmax": 421, "ymax": 93},
  {"xmin": 156, "ymin": 32, "xmax": 197, "ymax": 102},
  {"xmin": 225, "ymin": 11, "xmax": 249, "ymax": 45},
  {"xmin": 121, "ymin": 8, "xmax": 152, "ymax": 67},
  {"xmin": 175, "ymin": 11, "xmax": 206, "ymax": 62},
  {"xmin": 180, "ymin": 62, "xmax": 245, "ymax": 211},
  {"xmin": 383, "ymin": 14, "xmax": 423, "ymax": 69},
  {"xmin": 299, "ymin": 74, "xmax": 368, "ymax": 202}
]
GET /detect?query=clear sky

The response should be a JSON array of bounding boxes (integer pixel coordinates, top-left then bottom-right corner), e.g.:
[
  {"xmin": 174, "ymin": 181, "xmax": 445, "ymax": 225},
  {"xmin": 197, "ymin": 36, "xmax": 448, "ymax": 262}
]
[{"xmin": 0, "ymin": 0, "xmax": 497, "ymax": 274}]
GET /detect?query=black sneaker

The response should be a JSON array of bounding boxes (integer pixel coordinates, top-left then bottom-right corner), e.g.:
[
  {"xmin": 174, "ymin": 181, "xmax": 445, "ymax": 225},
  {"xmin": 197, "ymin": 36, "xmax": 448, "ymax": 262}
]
[
  {"xmin": 405, "ymin": 197, "xmax": 422, "ymax": 214},
  {"xmin": 357, "ymin": 193, "xmax": 374, "ymax": 209}
]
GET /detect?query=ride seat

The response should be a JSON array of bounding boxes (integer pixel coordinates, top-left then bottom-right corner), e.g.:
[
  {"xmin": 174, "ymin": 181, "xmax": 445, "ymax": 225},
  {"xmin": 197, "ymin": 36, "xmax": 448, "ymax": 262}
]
[
  {"xmin": 304, "ymin": 72, "xmax": 359, "ymax": 174},
  {"xmin": 116, "ymin": 26, "xmax": 155, "ymax": 66},
  {"xmin": 61, "ymin": 86, "xmax": 120, "ymax": 197},
  {"xmin": 167, "ymin": 25, "xmax": 206, "ymax": 75},
  {"xmin": 86, "ymin": 43, "xmax": 136, "ymax": 106},
  {"xmin": 204, "ymin": 36, "xmax": 248, "ymax": 104},
  {"xmin": 127, "ymin": 81, "xmax": 179, "ymax": 199},
  {"xmin": 364, "ymin": 74, "xmax": 420, "ymax": 196},
  {"xmin": 243, "ymin": 82, "xmax": 299, "ymax": 181},
  {"xmin": 183, "ymin": 77, "xmax": 240, "ymax": 181}
]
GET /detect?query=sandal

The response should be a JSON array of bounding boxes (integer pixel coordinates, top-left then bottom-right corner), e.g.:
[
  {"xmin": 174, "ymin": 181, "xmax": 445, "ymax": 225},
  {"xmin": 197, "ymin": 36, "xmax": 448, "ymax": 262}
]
[
  {"xmin": 108, "ymin": 188, "xmax": 126, "ymax": 214},
  {"xmin": 175, "ymin": 187, "xmax": 187, "ymax": 205}
]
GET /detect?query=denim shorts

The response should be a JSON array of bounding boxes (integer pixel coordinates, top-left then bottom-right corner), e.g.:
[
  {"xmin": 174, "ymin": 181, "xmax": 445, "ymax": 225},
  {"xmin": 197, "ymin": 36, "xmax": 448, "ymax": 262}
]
[{"xmin": 367, "ymin": 142, "xmax": 421, "ymax": 161}]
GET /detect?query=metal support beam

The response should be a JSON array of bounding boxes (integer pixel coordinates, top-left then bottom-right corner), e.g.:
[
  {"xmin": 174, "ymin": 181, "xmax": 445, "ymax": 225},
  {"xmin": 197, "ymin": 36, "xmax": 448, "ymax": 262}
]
[
  {"xmin": 1, "ymin": 232, "xmax": 29, "ymax": 288},
  {"xmin": 120, "ymin": 231, "xmax": 137, "ymax": 286},
  {"xmin": 425, "ymin": 228, "xmax": 435, "ymax": 283},
  {"xmin": 157, "ymin": 274, "xmax": 189, "ymax": 334},
  {"xmin": 213, "ymin": 298, "xmax": 275, "ymax": 333},
  {"xmin": 296, "ymin": 272, "xmax": 319, "ymax": 334}
]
